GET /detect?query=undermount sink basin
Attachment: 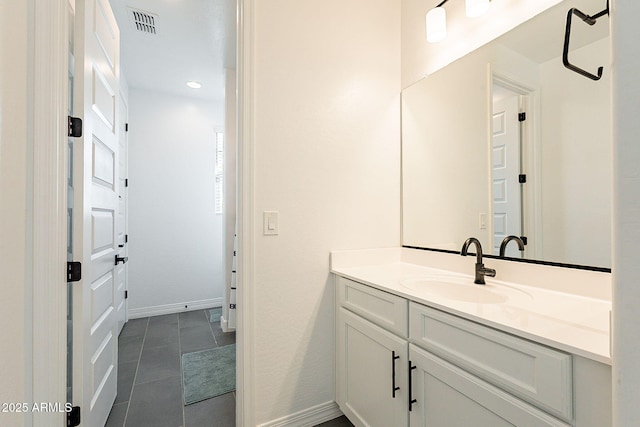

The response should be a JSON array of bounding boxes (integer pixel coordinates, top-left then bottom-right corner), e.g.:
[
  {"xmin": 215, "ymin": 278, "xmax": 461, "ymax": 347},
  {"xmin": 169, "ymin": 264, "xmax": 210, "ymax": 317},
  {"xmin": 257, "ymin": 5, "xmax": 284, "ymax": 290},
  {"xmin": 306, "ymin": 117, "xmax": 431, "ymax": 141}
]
[{"xmin": 400, "ymin": 275, "xmax": 529, "ymax": 304}]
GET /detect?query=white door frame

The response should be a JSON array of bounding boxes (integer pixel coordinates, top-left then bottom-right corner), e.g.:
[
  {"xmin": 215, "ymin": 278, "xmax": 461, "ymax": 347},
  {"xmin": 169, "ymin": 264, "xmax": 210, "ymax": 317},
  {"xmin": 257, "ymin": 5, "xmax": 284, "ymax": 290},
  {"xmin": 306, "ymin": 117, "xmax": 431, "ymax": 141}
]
[
  {"xmin": 31, "ymin": 0, "xmax": 70, "ymax": 425},
  {"xmin": 32, "ymin": 0, "xmax": 258, "ymax": 425},
  {"xmin": 236, "ymin": 0, "xmax": 256, "ymax": 425}
]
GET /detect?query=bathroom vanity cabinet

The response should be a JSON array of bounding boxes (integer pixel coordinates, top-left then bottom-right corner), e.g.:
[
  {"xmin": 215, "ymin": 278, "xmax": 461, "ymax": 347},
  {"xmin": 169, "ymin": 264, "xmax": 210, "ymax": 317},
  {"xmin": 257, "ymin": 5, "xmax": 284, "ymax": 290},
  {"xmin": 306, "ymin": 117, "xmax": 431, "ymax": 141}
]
[{"xmin": 335, "ymin": 276, "xmax": 612, "ymax": 427}]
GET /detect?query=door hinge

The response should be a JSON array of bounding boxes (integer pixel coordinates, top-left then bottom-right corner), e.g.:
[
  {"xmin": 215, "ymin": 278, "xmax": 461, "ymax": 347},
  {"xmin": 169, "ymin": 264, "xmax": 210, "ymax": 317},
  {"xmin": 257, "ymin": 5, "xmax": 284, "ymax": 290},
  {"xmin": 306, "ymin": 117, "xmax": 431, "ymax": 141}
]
[
  {"xmin": 67, "ymin": 262, "xmax": 82, "ymax": 282},
  {"xmin": 125, "ymin": 179, "xmax": 128, "ymax": 187},
  {"xmin": 518, "ymin": 112, "xmax": 526, "ymax": 122},
  {"xmin": 125, "ymin": 234, "xmax": 129, "ymax": 243},
  {"xmin": 518, "ymin": 174, "xmax": 527, "ymax": 183},
  {"xmin": 67, "ymin": 406, "xmax": 80, "ymax": 427},
  {"xmin": 125, "ymin": 123, "xmax": 129, "ymax": 132},
  {"xmin": 68, "ymin": 116, "xmax": 83, "ymax": 138},
  {"xmin": 125, "ymin": 290, "xmax": 128, "ymax": 299},
  {"xmin": 520, "ymin": 236, "xmax": 528, "ymax": 245}
]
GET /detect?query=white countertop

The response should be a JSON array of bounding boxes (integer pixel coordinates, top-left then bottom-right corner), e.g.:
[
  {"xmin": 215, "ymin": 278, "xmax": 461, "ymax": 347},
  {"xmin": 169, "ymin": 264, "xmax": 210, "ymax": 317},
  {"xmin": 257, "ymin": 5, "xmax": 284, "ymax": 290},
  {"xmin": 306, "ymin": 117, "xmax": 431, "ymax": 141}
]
[{"xmin": 331, "ymin": 249, "xmax": 611, "ymax": 365}]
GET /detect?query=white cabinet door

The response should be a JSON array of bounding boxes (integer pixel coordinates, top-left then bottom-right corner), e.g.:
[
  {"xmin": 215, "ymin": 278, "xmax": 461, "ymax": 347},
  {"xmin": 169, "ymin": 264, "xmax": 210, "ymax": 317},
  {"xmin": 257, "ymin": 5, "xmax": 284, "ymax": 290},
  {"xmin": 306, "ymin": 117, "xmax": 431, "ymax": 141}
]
[
  {"xmin": 409, "ymin": 302, "xmax": 573, "ymax": 421},
  {"xmin": 408, "ymin": 344, "xmax": 570, "ymax": 427},
  {"xmin": 337, "ymin": 308, "xmax": 408, "ymax": 427}
]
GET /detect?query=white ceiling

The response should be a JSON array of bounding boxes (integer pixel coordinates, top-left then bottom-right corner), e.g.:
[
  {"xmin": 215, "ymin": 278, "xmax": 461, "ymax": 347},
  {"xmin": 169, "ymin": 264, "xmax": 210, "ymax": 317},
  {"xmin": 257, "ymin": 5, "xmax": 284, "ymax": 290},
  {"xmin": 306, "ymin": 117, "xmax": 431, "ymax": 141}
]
[{"xmin": 109, "ymin": 0, "xmax": 236, "ymax": 101}]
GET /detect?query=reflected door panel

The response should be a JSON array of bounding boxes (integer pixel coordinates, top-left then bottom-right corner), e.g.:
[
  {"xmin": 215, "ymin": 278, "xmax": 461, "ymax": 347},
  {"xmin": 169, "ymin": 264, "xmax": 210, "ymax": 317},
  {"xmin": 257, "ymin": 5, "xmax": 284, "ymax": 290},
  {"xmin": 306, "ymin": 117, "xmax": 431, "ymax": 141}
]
[{"xmin": 492, "ymin": 91, "xmax": 522, "ymax": 257}]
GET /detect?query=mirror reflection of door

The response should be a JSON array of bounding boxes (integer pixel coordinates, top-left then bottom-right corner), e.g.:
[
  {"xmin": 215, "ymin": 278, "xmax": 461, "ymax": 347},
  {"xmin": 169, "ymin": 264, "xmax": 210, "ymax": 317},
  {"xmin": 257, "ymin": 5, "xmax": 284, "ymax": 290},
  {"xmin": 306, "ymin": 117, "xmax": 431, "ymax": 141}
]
[{"xmin": 492, "ymin": 84, "xmax": 523, "ymax": 257}]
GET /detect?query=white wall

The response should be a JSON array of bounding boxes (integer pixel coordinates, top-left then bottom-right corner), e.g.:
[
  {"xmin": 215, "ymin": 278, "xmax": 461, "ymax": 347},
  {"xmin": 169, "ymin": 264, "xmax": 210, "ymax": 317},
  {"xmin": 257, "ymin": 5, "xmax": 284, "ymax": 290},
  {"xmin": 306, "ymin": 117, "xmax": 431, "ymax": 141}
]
[
  {"xmin": 539, "ymin": 37, "xmax": 611, "ymax": 267},
  {"xmin": 0, "ymin": 1, "xmax": 29, "ymax": 425},
  {"xmin": 251, "ymin": 0, "xmax": 401, "ymax": 424},
  {"xmin": 612, "ymin": 0, "xmax": 640, "ymax": 424},
  {"xmin": 127, "ymin": 88, "xmax": 225, "ymax": 315}
]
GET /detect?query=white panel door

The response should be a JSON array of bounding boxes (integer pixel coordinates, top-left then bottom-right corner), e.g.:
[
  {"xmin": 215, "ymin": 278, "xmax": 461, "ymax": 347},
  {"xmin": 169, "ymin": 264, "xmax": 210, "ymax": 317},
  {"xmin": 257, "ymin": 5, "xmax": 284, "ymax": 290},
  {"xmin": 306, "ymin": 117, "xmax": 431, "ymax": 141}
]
[
  {"xmin": 492, "ymin": 93, "xmax": 522, "ymax": 256},
  {"xmin": 73, "ymin": 0, "xmax": 120, "ymax": 425},
  {"xmin": 115, "ymin": 97, "xmax": 128, "ymax": 335}
]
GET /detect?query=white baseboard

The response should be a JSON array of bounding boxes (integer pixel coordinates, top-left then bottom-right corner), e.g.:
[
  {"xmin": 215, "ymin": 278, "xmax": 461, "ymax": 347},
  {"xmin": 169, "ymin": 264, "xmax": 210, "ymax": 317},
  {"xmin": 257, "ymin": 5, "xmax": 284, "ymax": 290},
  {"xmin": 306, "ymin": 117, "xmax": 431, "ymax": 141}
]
[
  {"xmin": 257, "ymin": 401, "xmax": 343, "ymax": 427},
  {"xmin": 128, "ymin": 298, "xmax": 223, "ymax": 319},
  {"xmin": 220, "ymin": 315, "xmax": 236, "ymax": 332}
]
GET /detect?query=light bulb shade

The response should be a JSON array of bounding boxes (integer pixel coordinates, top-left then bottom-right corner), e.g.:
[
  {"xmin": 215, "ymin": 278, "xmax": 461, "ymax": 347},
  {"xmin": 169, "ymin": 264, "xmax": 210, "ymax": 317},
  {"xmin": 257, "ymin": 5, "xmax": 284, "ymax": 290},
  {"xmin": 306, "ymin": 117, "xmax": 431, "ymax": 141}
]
[
  {"xmin": 465, "ymin": 0, "xmax": 490, "ymax": 17},
  {"xmin": 426, "ymin": 7, "xmax": 447, "ymax": 43}
]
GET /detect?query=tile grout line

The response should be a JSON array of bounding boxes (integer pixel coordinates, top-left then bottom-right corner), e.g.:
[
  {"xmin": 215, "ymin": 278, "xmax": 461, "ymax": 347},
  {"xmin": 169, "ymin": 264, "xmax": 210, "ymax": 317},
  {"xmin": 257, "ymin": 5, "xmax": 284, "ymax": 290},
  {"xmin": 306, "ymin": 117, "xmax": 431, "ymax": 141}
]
[
  {"xmin": 122, "ymin": 317, "xmax": 150, "ymax": 427},
  {"xmin": 207, "ymin": 307, "xmax": 219, "ymax": 347}
]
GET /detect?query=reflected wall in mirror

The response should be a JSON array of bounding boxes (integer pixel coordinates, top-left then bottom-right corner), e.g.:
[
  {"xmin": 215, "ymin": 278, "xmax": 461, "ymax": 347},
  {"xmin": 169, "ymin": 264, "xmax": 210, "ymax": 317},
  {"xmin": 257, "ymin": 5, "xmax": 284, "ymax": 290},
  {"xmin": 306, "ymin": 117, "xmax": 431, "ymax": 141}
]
[{"xmin": 402, "ymin": 0, "xmax": 611, "ymax": 269}]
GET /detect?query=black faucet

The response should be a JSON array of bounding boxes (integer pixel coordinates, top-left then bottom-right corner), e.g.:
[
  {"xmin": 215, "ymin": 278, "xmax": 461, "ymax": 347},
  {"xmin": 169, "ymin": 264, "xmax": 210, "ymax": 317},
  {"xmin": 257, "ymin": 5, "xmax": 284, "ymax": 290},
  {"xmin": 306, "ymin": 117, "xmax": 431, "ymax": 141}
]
[
  {"xmin": 499, "ymin": 235, "xmax": 525, "ymax": 258},
  {"xmin": 460, "ymin": 237, "xmax": 496, "ymax": 285}
]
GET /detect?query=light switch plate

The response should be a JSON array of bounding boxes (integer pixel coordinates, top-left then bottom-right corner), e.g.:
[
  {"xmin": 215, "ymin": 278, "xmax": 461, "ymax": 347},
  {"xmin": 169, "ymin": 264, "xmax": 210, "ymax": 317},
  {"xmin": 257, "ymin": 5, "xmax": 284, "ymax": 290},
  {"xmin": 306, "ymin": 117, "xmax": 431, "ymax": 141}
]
[
  {"xmin": 479, "ymin": 213, "xmax": 487, "ymax": 230},
  {"xmin": 263, "ymin": 211, "xmax": 279, "ymax": 235}
]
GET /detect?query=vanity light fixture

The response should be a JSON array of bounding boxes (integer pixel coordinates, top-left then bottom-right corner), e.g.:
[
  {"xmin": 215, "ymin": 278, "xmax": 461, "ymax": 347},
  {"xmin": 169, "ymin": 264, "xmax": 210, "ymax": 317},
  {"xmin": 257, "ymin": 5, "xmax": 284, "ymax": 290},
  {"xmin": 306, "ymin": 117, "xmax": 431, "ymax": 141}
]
[
  {"xmin": 426, "ymin": 5, "xmax": 447, "ymax": 43},
  {"xmin": 186, "ymin": 81, "xmax": 202, "ymax": 89},
  {"xmin": 426, "ymin": 0, "xmax": 491, "ymax": 43}
]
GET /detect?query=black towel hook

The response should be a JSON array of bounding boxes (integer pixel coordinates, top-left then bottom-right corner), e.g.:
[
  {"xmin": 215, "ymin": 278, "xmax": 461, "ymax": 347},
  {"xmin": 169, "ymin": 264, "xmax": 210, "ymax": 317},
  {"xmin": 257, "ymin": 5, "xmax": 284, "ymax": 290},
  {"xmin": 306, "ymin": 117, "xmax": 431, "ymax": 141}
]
[{"xmin": 562, "ymin": 0, "xmax": 609, "ymax": 81}]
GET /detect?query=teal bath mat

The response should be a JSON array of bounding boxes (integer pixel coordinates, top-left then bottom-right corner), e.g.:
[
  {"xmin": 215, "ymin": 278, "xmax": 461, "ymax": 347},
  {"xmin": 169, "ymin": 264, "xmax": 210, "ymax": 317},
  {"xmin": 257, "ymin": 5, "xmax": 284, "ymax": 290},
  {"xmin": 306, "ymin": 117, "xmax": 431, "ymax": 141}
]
[
  {"xmin": 209, "ymin": 307, "xmax": 222, "ymax": 322},
  {"xmin": 182, "ymin": 344, "xmax": 236, "ymax": 405}
]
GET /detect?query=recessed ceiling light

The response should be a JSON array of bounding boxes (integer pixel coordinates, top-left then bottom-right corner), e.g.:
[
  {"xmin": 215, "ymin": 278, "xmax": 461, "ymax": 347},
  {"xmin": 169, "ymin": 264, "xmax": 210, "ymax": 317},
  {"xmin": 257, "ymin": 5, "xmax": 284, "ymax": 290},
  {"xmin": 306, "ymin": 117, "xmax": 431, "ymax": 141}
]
[{"xmin": 186, "ymin": 81, "xmax": 202, "ymax": 89}]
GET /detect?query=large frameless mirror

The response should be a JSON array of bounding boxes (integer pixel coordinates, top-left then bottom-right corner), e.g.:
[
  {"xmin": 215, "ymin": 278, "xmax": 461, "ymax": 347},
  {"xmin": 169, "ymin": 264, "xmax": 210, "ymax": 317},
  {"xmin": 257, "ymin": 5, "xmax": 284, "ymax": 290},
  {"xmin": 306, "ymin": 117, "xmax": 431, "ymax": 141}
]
[{"xmin": 402, "ymin": 0, "xmax": 611, "ymax": 270}]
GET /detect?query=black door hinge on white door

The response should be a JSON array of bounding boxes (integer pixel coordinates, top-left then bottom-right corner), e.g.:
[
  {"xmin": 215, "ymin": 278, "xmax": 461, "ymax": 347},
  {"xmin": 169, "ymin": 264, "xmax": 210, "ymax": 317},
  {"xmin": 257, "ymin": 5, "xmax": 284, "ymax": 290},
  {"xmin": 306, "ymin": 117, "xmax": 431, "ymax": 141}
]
[
  {"xmin": 518, "ymin": 112, "xmax": 526, "ymax": 122},
  {"xmin": 125, "ymin": 290, "xmax": 128, "ymax": 299},
  {"xmin": 67, "ymin": 406, "xmax": 80, "ymax": 426},
  {"xmin": 68, "ymin": 116, "xmax": 83, "ymax": 138},
  {"xmin": 519, "ymin": 174, "xmax": 527, "ymax": 183},
  {"xmin": 67, "ymin": 262, "xmax": 82, "ymax": 282},
  {"xmin": 125, "ymin": 123, "xmax": 129, "ymax": 132}
]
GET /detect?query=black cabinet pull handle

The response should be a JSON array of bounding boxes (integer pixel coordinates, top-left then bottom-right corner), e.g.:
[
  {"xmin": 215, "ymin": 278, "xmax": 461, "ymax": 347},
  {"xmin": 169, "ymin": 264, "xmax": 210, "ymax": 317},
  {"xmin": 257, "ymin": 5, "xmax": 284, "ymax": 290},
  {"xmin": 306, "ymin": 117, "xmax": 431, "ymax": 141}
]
[
  {"xmin": 115, "ymin": 255, "xmax": 128, "ymax": 265},
  {"xmin": 408, "ymin": 361, "xmax": 417, "ymax": 412},
  {"xmin": 392, "ymin": 351, "xmax": 400, "ymax": 398}
]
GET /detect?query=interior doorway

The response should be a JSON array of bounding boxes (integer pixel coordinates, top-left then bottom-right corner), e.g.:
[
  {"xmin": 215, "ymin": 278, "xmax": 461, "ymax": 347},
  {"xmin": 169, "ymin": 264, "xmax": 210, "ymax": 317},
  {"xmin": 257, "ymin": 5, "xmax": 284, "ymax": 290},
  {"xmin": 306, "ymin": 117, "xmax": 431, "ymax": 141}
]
[
  {"xmin": 68, "ymin": 0, "xmax": 239, "ymax": 425},
  {"xmin": 106, "ymin": 0, "xmax": 237, "ymax": 322},
  {"xmin": 491, "ymin": 75, "xmax": 539, "ymax": 259},
  {"xmin": 491, "ymin": 83, "xmax": 523, "ymax": 257}
]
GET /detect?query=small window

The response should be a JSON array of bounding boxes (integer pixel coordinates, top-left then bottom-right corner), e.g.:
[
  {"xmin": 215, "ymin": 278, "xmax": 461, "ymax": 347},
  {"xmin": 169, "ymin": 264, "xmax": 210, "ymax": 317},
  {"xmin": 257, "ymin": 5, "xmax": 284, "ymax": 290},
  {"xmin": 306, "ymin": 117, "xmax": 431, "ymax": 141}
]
[{"xmin": 215, "ymin": 132, "xmax": 224, "ymax": 214}]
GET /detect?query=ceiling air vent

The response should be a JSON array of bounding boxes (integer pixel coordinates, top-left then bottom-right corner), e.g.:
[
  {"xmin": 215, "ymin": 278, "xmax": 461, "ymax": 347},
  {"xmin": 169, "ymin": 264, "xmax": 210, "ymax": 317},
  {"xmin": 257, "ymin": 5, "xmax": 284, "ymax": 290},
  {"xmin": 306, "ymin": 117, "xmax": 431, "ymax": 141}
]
[{"xmin": 128, "ymin": 7, "xmax": 158, "ymax": 35}]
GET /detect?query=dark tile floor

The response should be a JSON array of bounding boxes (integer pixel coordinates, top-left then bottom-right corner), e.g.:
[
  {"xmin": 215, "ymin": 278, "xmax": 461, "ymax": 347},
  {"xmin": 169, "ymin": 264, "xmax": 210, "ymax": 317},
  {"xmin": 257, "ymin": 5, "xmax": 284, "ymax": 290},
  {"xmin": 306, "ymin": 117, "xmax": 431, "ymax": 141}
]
[
  {"xmin": 315, "ymin": 416, "xmax": 354, "ymax": 426},
  {"xmin": 104, "ymin": 308, "xmax": 353, "ymax": 427},
  {"xmin": 105, "ymin": 308, "xmax": 237, "ymax": 427}
]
